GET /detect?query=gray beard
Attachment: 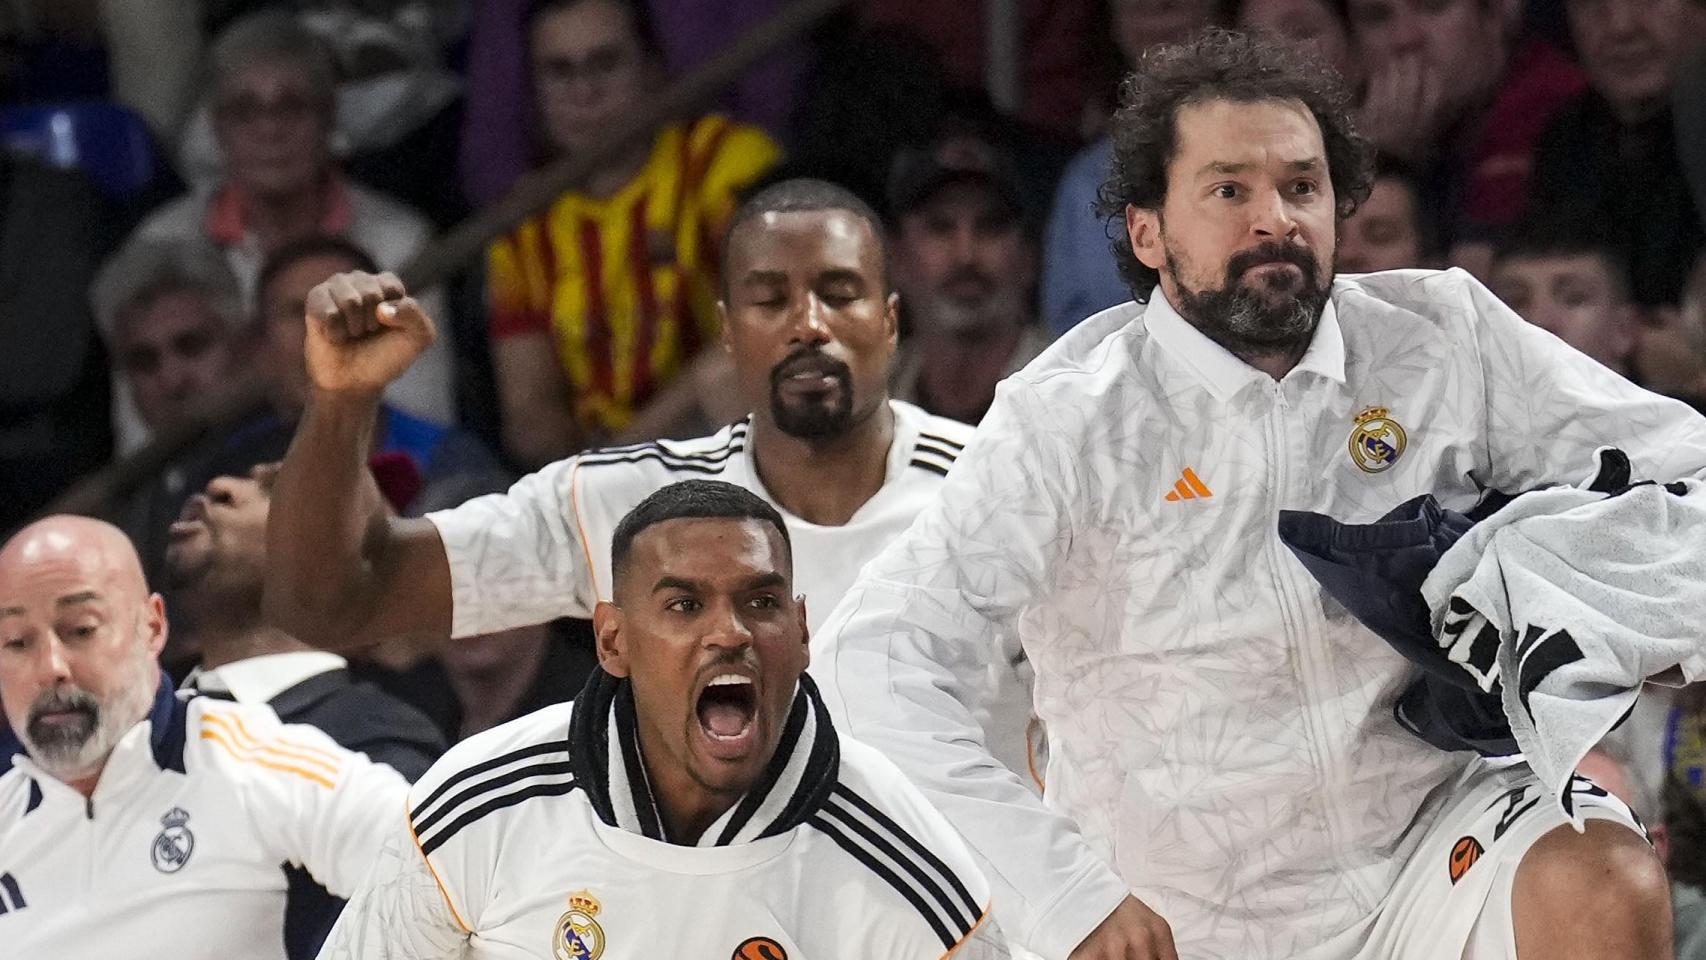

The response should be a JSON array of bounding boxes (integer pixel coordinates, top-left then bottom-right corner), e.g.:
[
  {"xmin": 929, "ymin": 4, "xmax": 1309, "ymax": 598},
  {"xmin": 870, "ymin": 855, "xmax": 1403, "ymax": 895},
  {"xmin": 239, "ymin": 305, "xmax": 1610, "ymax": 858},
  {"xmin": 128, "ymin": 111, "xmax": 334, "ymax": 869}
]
[{"xmin": 22, "ymin": 647, "xmax": 155, "ymax": 782}]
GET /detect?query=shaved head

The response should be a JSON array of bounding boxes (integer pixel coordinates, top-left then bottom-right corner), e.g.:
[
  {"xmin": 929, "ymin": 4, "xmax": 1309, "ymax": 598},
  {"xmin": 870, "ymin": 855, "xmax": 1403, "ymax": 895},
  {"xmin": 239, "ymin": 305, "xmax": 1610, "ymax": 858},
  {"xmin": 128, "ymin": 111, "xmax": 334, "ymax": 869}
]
[
  {"xmin": 0, "ymin": 516, "xmax": 149, "ymax": 604},
  {"xmin": 0, "ymin": 516, "xmax": 165, "ymax": 791}
]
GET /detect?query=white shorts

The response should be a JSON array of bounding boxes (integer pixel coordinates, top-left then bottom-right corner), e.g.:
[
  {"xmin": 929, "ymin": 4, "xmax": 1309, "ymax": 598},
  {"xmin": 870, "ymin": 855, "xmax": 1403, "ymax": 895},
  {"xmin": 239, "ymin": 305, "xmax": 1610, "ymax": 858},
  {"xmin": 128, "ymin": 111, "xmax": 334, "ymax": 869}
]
[{"xmin": 1345, "ymin": 758, "xmax": 1647, "ymax": 960}]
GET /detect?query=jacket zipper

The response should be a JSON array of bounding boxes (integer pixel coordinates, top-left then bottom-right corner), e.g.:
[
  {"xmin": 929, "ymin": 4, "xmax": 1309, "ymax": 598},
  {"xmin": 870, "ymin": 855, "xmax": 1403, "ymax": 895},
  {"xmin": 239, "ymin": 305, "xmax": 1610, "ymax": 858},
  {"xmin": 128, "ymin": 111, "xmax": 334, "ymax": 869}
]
[{"xmin": 1264, "ymin": 383, "xmax": 1375, "ymax": 907}]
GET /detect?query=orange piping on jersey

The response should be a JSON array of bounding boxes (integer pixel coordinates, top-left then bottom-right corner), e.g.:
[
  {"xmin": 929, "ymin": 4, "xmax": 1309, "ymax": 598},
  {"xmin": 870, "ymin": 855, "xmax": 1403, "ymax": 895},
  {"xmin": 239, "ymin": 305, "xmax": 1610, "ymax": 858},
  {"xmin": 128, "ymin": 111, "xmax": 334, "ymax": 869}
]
[
  {"xmin": 1025, "ymin": 716, "xmax": 1046, "ymax": 793},
  {"xmin": 406, "ymin": 796, "xmax": 475, "ymax": 935},
  {"xmin": 201, "ymin": 712, "xmax": 341, "ymax": 777},
  {"xmin": 205, "ymin": 707, "xmax": 342, "ymax": 764},
  {"xmin": 200, "ymin": 729, "xmax": 334, "ymax": 789},
  {"xmin": 940, "ymin": 901, "xmax": 994, "ymax": 959},
  {"xmin": 569, "ymin": 460, "xmax": 603, "ymax": 602}
]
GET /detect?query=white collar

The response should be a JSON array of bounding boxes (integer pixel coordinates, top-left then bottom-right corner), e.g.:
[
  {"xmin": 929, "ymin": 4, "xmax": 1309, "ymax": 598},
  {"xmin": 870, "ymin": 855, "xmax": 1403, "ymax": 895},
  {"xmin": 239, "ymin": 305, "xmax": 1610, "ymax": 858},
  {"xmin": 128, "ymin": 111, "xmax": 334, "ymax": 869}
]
[
  {"xmin": 1143, "ymin": 288, "xmax": 1347, "ymax": 403},
  {"xmin": 186, "ymin": 651, "xmax": 347, "ymax": 704}
]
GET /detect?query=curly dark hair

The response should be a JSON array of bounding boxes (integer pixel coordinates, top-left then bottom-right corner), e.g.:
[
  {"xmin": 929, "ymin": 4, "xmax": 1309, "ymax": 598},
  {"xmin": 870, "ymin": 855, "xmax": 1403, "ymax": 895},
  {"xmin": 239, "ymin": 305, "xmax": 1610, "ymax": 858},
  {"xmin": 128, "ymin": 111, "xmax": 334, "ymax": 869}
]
[{"xmin": 1096, "ymin": 29, "xmax": 1373, "ymax": 300}]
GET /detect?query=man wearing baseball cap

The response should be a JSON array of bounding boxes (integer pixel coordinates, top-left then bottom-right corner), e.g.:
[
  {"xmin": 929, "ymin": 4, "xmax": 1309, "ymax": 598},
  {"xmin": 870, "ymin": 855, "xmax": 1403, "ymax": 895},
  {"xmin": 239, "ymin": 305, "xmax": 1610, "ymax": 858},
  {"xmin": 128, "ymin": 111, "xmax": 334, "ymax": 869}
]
[{"xmin": 887, "ymin": 124, "xmax": 1054, "ymax": 427}]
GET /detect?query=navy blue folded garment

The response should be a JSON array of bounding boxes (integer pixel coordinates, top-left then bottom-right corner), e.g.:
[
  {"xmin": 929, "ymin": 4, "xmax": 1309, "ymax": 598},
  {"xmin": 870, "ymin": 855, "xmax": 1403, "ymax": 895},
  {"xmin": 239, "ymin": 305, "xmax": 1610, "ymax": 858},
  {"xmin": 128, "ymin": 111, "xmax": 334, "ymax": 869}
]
[{"xmin": 1278, "ymin": 495, "xmax": 1517, "ymax": 756}]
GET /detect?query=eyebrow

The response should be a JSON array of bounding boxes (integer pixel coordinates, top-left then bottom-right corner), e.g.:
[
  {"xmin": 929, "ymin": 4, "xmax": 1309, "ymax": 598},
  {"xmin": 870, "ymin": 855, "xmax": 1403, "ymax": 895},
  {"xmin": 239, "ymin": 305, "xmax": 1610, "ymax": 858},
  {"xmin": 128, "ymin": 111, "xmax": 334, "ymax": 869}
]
[
  {"xmin": 58, "ymin": 591, "xmax": 101, "ymax": 607},
  {"xmin": 1197, "ymin": 158, "xmax": 1323, "ymax": 177},
  {"xmin": 651, "ymin": 572, "xmax": 787, "ymax": 593},
  {"xmin": 740, "ymin": 270, "xmax": 788, "ymax": 288}
]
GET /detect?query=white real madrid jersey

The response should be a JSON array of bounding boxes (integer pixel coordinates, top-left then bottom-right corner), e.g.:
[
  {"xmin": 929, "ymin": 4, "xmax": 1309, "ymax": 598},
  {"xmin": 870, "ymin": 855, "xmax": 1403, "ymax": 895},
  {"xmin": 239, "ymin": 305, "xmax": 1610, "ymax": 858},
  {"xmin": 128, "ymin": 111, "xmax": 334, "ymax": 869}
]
[
  {"xmin": 425, "ymin": 401, "xmax": 1043, "ymax": 786},
  {"xmin": 316, "ymin": 672, "xmax": 1005, "ymax": 960},
  {"xmin": 811, "ymin": 269, "xmax": 1706, "ymax": 960},
  {"xmin": 425, "ymin": 400, "xmax": 973, "ymax": 641},
  {"xmin": 0, "ymin": 680, "xmax": 408, "ymax": 960}
]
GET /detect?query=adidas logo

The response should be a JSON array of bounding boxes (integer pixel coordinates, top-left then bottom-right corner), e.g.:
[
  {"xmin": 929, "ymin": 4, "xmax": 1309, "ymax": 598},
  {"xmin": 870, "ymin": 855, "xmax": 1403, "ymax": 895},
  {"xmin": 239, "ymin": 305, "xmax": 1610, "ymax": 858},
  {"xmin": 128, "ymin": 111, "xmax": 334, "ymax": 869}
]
[{"xmin": 1164, "ymin": 468, "xmax": 1213, "ymax": 502}]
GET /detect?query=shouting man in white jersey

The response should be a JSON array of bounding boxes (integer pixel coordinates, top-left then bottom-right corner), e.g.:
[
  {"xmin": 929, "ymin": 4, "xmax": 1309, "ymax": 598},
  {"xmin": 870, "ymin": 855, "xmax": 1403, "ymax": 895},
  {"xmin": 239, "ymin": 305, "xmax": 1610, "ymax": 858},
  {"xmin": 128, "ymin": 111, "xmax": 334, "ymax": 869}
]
[
  {"xmin": 812, "ymin": 28, "xmax": 1706, "ymax": 960},
  {"xmin": 319, "ymin": 479, "xmax": 1000, "ymax": 959},
  {"xmin": 260, "ymin": 180, "xmax": 1042, "ymax": 778},
  {"xmin": 0, "ymin": 516, "xmax": 408, "ymax": 960}
]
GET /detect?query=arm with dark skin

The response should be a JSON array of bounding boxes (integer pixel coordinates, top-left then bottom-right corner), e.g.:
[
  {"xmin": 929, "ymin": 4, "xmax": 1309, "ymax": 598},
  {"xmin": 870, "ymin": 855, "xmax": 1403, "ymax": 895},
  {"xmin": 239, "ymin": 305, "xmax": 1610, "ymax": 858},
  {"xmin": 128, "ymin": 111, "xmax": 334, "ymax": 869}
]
[{"xmin": 264, "ymin": 272, "xmax": 454, "ymax": 650}]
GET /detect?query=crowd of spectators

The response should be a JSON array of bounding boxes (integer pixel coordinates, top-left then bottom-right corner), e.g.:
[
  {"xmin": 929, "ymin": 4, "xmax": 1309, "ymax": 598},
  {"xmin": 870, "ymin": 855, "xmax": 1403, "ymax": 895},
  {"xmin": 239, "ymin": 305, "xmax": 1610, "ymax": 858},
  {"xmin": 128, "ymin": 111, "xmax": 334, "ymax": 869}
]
[{"xmin": 0, "ymin": 0, "xmax": 1705, "ymax": 955}]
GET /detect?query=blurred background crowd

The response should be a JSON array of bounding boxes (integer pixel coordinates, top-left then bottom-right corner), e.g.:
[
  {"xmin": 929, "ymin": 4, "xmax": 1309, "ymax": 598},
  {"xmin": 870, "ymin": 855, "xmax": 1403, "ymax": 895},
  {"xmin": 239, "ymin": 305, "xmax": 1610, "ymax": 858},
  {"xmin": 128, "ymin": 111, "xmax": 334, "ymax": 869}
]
[{"xmin": 0, "ymin": 0, "xmax": 1704, "ymax": 952}]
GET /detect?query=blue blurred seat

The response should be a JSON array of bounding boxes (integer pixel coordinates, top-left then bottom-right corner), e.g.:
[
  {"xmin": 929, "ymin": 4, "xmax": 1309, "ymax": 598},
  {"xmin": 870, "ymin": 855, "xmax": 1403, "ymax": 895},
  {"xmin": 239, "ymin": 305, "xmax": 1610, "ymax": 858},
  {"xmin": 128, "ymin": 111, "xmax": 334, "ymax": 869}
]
[{"xmin": 0, "ymin": 102, "xmax": 157, "ymax": 200}]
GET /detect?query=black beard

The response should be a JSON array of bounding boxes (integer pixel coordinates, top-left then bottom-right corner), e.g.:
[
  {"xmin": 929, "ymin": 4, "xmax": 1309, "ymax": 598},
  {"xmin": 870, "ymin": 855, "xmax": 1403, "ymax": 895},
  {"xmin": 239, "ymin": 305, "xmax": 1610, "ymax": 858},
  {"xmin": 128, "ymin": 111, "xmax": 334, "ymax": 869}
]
[
  {"xmin": 1166, "ymin": 240, "xmax": 1331, "ymax": 364},
  {"xmin": 768, "ymin": 350, "xmax": 855, "ymax": 442}
]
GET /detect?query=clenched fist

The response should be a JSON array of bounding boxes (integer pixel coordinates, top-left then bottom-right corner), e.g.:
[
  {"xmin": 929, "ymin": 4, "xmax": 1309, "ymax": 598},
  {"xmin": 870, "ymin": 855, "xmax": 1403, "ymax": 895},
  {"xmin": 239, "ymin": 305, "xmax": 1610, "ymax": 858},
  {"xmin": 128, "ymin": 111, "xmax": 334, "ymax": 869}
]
[{"xmin": 303, "ymin": 271, "xmax": 438, "ymax": 399}]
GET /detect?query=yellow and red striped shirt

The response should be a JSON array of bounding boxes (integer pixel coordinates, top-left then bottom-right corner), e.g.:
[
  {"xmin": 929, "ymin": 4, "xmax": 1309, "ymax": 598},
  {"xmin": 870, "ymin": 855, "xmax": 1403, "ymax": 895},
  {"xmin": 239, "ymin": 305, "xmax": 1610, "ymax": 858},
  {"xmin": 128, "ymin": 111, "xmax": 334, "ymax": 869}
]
[{"xmin": 487, "ymin": 115, "xmax": 780, "ymax": 433}]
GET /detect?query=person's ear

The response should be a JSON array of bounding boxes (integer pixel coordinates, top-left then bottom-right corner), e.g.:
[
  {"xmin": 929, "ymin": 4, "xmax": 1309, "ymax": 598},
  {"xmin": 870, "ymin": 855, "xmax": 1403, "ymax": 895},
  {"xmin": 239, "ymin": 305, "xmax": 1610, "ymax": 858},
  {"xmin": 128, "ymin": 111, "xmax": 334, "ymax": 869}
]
[
  {"xmin": 1127, "ymin": 204, "xmax": 1165, "ymax": 272},
  {"xmin": 796, "ymin": 596, "xmax": 810, "ymax": 670},
  {"xmin": 592, "ymin": 601, "xmax": 630, "ymax": 677},
  {"xmin": 718, "ymin": 299, "xmax": 734, "ymax": 356},
  {"xmin": 884, "ymin": 291, "xmax": 901, "ymax": 349},
  {"xmin": 142, "ymin": 593, "xmax": 168, "ymax": 659}
]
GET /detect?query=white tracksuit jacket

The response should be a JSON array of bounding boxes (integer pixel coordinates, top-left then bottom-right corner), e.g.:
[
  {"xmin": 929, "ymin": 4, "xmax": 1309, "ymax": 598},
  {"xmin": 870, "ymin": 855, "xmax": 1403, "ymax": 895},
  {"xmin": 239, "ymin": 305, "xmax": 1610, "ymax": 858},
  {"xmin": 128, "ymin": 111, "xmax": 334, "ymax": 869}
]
[{"xmin": 812, "ymin": 269, "xmax": 1706, "ymax": 960}]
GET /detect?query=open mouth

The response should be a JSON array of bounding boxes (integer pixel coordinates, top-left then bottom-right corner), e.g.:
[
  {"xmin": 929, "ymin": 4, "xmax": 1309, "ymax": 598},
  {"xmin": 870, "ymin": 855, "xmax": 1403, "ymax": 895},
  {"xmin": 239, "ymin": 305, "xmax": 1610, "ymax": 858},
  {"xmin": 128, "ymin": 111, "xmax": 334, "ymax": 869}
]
[
  {"xmin": 168, "ymin": 497, "xmax": 210, "ymax": 541},
  {"xmin": 694, "ymin": 673, "xmax": 758, "ymax": 759}
]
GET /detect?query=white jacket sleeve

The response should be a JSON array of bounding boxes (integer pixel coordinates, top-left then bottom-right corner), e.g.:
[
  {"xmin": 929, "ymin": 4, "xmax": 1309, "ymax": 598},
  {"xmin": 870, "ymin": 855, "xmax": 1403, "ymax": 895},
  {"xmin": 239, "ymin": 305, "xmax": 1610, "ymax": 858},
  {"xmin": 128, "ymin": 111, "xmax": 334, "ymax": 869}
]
[
  {"xmin": 195, "ymin": 702, "xmax": 411, "ymax": 897},
  {"xmin": 1462, "ymin": 271, "xmax": 1706, "ymax": 486},
  {"xmin": 813, "ymin": 377, "xmax": 1130, "ymax": 960},
  {"xmin": 424, "ymin": 457, "xmax": 598, "ymax": 638},
  {"xmin": 316, "ymin": 817, "xmax": 470, "ymax": 960}
]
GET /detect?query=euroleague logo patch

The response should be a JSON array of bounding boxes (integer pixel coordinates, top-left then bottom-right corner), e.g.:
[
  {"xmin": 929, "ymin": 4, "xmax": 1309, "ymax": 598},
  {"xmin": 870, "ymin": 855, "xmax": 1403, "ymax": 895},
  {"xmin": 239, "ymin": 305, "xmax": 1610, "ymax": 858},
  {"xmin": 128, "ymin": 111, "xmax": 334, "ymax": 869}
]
[
  {"xmin": 732, "ymin": 936, "xmax": 788, "ymax": 960},
  {"xmin": 1448, "ymin": 835, "xmax": 1484, "ymax": 885}
]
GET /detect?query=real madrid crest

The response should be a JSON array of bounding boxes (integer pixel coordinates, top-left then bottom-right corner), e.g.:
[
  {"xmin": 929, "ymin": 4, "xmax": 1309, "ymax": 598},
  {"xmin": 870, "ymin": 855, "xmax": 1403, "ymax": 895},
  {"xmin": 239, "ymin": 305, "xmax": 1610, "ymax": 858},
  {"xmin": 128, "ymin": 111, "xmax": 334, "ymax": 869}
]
[
  {"xmin": 553, "ymin": 890, "xmax": 607, "ymax": 960},
  {"xmin": 1348, "ymin": 406, "xmax": 1407, "ymax": 474},
  {"xmin": 150, "ymin": 807, "xmax": 195, "ymax": 873}
]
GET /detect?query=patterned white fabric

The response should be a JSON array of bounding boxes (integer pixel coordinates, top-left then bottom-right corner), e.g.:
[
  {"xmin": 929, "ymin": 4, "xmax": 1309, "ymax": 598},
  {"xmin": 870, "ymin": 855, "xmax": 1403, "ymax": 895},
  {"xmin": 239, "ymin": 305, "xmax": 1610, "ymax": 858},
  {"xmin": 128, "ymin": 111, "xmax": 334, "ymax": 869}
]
[{"xmin": 813, "ymin": 268, "xmax": 1706, "ymax": 960}]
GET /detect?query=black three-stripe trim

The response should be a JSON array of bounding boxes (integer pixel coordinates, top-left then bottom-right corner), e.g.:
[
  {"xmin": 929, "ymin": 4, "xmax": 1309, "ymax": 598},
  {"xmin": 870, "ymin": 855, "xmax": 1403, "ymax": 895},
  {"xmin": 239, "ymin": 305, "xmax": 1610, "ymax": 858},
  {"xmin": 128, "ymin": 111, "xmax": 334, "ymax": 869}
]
[
  {"xmin": 832, "ymin": 785, "xmax": 981, "ymax": 919},
  {"xmin": 413, "ymin": 760, "xmax": 575, "ymax": 838},
  {"xmin": 578, "ymin": 446, "xmax": 747, "ymax": 476},
  {"xmin": 909, "ymin": 459, "xmax": 950, "ymax": 477},
  {"xmin": 917, "ymin": 432, "xmax": 965, "ymax": 452},
  {"xmin": 410, "ymin": 740, "xmax": 572, "ymax": 823},
  {"xmin": 913, "ymin": 441, "xmax": 961, "ymax": 464},
  {"xmin": 806, "ymin": 786, "xmax": 981, "ymax": 949},
  {"xmin": 808, "ymin": 813, "xmax": 958, "ymax": 949},
  {"xmin": 418, "ymin": 779, "xmax": 580, "ymax": 856}
]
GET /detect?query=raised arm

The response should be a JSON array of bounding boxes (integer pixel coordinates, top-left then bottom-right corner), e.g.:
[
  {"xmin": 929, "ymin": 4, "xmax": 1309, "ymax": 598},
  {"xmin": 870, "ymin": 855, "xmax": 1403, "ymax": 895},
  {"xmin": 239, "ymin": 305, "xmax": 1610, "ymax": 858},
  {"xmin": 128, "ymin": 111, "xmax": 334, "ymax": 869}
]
[{"xmin": 264, "ymin": 271, "xmax": 454, "ymax": 650}]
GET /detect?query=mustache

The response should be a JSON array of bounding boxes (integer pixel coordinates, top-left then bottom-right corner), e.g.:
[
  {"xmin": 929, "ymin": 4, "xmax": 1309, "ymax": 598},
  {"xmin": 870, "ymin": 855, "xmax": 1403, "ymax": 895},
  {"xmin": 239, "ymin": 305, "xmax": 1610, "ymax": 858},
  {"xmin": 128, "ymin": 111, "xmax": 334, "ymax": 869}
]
[
  {"xmin": 939, "ymin": 265, "xmax": 993, "ymax": 295},
  {"xmin": 1225, "ymin": 242, "xmax": 1320, "ymax": 282},
  {"xmin": 770, "ymin": 347, "xmax": 852, "ymax": 388},
  {"xmin": 27, "ymin": 686, "xmax": 99, "ymax": 727}
]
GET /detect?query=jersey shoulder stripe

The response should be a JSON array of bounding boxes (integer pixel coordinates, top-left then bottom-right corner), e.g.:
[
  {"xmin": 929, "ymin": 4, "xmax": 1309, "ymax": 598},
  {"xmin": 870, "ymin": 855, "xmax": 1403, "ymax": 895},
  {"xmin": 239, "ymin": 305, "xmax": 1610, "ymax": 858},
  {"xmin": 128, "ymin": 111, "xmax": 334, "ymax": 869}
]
[
  {"xmin": 908, "ymin": 413, "xmax": 974, "ymax": 478},
  {"xmin": 408, "ymin": 704, "xmax": 578, "ymax": 855},
  {"xmin": 908, "ymin": 457, "xmax": 950, "ymax": 478},
  {"xmin": 805, "ymin": 781, "xmax": 982, "ymax": 950},
  {"xmin": 807, "ymin": 805, "xmax": 964, "ymax": 950},
  {"xmin": 576, "ymin": 421, "xmax": 751, "ymax": 476},
  {"xmin": 831, "ymin": 783, "xmax": 982, "ymax": 921}
]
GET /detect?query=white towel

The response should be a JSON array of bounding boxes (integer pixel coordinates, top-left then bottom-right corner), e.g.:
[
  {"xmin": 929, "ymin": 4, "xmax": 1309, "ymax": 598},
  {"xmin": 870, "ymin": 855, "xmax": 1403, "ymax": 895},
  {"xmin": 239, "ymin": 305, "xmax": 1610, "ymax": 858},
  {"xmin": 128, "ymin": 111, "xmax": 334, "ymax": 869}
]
[{"xmin": 1422, "ymin": 472, "xmax": 1706, "ymax": 823}]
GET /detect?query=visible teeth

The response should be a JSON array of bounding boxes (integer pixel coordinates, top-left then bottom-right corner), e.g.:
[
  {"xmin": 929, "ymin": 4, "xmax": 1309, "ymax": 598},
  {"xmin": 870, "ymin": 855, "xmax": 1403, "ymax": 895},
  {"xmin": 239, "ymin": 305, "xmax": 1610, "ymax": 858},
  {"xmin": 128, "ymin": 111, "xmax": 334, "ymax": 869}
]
[{"xmin": 708, "ymin": 674, "xmax": 752, "ymax": 687}]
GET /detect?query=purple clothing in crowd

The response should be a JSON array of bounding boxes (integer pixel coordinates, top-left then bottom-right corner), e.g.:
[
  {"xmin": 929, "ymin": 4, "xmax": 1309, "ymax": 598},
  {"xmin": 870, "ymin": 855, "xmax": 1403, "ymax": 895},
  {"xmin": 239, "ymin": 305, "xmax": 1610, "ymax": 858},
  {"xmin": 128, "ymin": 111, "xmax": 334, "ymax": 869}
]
[{"xmin": 458, "ymin": 0, "xmax": 804, "ymax": 206}]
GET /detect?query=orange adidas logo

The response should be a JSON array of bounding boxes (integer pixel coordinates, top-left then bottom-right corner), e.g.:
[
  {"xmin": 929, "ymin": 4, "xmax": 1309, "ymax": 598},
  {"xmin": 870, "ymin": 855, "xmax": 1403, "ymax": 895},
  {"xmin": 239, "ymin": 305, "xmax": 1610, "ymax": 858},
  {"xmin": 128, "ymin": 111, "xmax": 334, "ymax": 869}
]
[{"xmin": 1164, "ymin": 467, "xmax": 1213, "ymax": 502}]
